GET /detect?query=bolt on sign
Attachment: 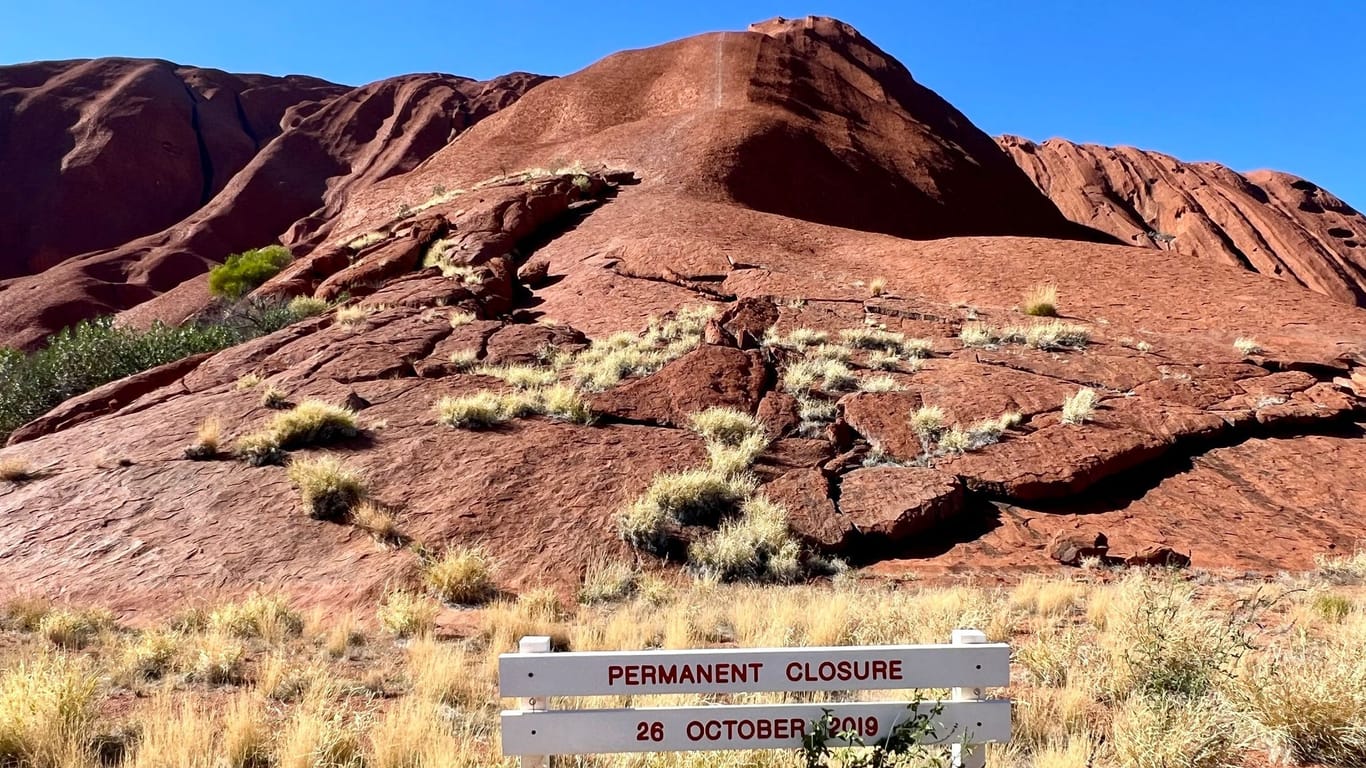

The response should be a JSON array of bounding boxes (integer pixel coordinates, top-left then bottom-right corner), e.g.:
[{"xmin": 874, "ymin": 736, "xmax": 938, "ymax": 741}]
[{"xmin": 499, "ymin": 629, "xmax": 1011, "ymax": 768}]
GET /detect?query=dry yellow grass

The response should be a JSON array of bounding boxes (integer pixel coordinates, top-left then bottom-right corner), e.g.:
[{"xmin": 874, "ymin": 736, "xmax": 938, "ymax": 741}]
[
  {"xmin": 423, "ymin": 546, "xmax": 496, "ymax": 604},
  {"xmin": 1023, "ymin": 284, "xmax": 1059, "ymax": 316},
  {"xmin": 0, "ymin": 570, "xmax": 1361, "ymax": 768},
  {"xmin": 0, "ymin": 456, "xmax": 34, "ymax": 483}
]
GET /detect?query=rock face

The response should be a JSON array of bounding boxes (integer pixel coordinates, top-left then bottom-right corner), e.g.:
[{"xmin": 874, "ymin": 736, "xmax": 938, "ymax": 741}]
[
  {"xmin": 0, "ymin": 64, "xmax": 548, "ymax": 349},
  {"xmin": 999, "ymin": 136, "xmax": 1366, "ymax": 306},
  {"xmin": 1, "ymin": 16, "xmax": 1365, "ymax": 613},
  {"xmin": 0, "ymin": 58, "xmax": 347, "ymax": 281}
]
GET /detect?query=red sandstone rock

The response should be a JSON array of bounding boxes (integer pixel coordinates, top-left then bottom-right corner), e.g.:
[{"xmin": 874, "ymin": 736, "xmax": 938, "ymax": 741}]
[
  {"xmin": 590, "ymin": 346, "xmax": 768, "ymax": 427},
  {"xmin": 999, "ymin": 135, "xmax": 1366, "ymax": 306},
  {"xmin": 1049, "ymin": 531, "xmax": 1109, "ymax": 566},
  {"xmin": 764, "ymin": 469, "xmax": 849, "ymax": 550},
  {"xmin": 1, "ymin": 17, "xmax": 1365, "ymax": 614},
  {"xmin": 838, "ymin": 467, "xmax": 964, "ymax": 542}
]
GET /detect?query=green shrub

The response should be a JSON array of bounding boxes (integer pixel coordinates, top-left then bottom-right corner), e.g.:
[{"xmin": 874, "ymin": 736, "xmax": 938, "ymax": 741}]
[
  {"xmin": 208, "ymin": 246, "xmax": 291, "ymax": 299},
  {"xmin": 0, "ymin": 301, "xmax": 311, "ymax": 443}
]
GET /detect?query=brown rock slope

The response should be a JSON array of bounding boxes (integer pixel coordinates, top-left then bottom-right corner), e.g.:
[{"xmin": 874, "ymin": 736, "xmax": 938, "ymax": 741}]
[
  {"xmin": 1, "ymin": 17, "xmax": 1364, "ymax": 614},
  {"xmin": 999, "ymin": 135, "xmax": 1366, "ymax": 306},
  {"xmin": 0, "ymin": 66, "xmax": 547, "ymax": 350},
  {"xmin": 0, "ymin": 58, "xmax": 346, "ymax": 280}
]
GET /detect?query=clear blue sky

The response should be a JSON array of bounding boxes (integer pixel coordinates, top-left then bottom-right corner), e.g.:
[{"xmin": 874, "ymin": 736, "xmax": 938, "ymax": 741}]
[{"xmin": 5, "ymin": 1, "xmax": 1363, "ymax": 209}]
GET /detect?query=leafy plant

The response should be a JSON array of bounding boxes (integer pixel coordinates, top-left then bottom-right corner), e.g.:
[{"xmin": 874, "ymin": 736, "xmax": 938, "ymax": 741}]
[
  {"xmin": 208, "ymin": 246, "xmax": 291, "ymax": 299},
  {"xmin": 802, "ymin": 698, "xmax": 950, "ymax": 768}
]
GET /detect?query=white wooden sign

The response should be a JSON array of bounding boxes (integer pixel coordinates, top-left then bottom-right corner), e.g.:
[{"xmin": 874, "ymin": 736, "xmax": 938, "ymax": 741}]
[
  {"xmin": 502, "ymin": 700, "xmax": 1011, "ymax": 754},
  {"xmin": 499, "ymin": 630, "xmax": 1010, "ymax": 768}
]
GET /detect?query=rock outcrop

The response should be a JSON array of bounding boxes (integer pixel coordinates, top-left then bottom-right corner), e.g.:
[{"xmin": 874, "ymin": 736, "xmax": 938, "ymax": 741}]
[
  {"xmin": 1, "ymin": 17, "xmax": 1364, "ymax": 613},
  {"xmin": 999, "ymin": 136, "xmax": 1366, "ymax": 306}
]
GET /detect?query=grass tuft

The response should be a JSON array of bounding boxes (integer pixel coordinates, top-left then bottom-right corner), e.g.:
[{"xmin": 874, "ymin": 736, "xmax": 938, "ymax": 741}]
[
  {"xmin": 0, "ymin": 457, "xmax": 34, "ymax": 483},
  {"xmin": 688, "ymin": 496, "xmax": 802, "ymax": 583},
  {"xmin": 1062, "ymin": 388, "xmax": 1099, "ymax": 425},
  {"xmin": 423, "ymin": 547, "xmax": 496, "ymax": 605},
  {"xmin": 286, "ymin": 455, "xmax": 368, "ymax": 521},
  {"xmin": 688, "ymin": 407, "xmax": 766, "ymax": 447},
  {"xmin": 1234, "ymin": 336, "xmax": 1264, "ymax": 356},
  {"xmin": 1023, "ymin": 284, "xmax": 1059, "ymax": 317},
  {"xmin": 376, "ymin": 591, "xmax": 438, "ymax": 638},
  {"xmin": 183, "ymin": 417, "xmax": 221, "ymax": 460}
]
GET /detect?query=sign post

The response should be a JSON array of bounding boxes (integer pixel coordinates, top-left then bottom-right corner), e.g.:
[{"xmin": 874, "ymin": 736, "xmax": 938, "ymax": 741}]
[
  {"xmin": 499, "ymin": 631, "xmax": 1011, "ymax": 764},
  {"xmin": 517, "ymin": 635, "xmax": 552, "ymax": 768}
]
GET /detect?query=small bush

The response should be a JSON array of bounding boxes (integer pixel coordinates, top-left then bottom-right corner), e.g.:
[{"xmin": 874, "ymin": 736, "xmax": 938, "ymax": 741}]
[
  {"xmin": 909, "ymin": 405, "xmax": 946, "ymax": 440},
  {"xmin": 286, "ymin": 296, "xmax": 329, "ymax": 319},
  {"xmin": 688, "ymin": 407, "xmax": 765, "ymax": 447},
  {"xmin": 782, "ymin": 359, "xmax": 822, "ymax": 395},
  {"xmin": 377, "ymin": 591, "xmax": 439, "ymax": 638},
  {"xmin": 476, "ymin": 364, "xmax": 557, "ymax": 390},
  {"xmin": 808, "ymin": 343, "xmax": 852, "ymax": 363},
  {"xmin": 706, "ymin": 432, "xmax": 769, "ymax": 477},
  {"xmin": 235, "ymin": 373, "xmax": 262, "ymax": 389},
  {"xmin": 234, "ymin": 432, "xmax": 284, "ymax": 467},
  {"xmin": 287, "ymin": 455, "xmax": 368, "ymax": 521},
  {"xmin": 1316, "ymin": 548, "xmax": 1366, "ymax": 584},
  {"xmin": 1062, "ymin": 388, "xmax": 1099, "ymax": 425},
  {"xmin": 868, "ymin": 277, "xmax": 887, "ymax": 297},
  {"xmin": 783, "ymin": 328, "xmax": 830, "ymax": 348},
  {"xmin": 187, "ymin": 632, "xmax": 246, "ymax": 684},
  {"xmin": 448, "ymin": 310, "xmax": 477, "ymax": 327},
  {"xmin": 122, "ymin": 630, "xmax": 179, "ymax": 681},
  {"xmin": 0, "ymin": 655, "xmax": 100, "ymax": 765},
  {"xmin": 335, "ymin": 305, "xmax": 374, "ymax": 327},
  {"xmin": 448, "ymin": 349, "xmax": 479, "ymax": 372},
  {"xmin": 1023, "ymin": 284, "xmax": 1058, "ymax": 317},
  {"xmin": 424, "ymin": 547, "xmax": 496, "ymax": 605},
  {"xmin": 900, "ymin": 338, "xmax": 934, "ymax": 358},
  {"xmin": 839, "ymin": 328, "xmax": 905, "ymax": 352},
  {"xmin": 689, "ymin": 496, "xmax": 802, "ymax": 583},
  {"xmin": 1110, "ymin": 695, "xmax": 1239, "ymax": 768},
  {"xmin": 260, "ymin": 385, "xmax": 289, "ymax": 409},
  {"xmin": 39, "ymin": 608, "xmax": 110, "ymax": 650},
  {"xmin": 1311, "ymin": 592, "xmax": 1354, "ymax": 622},
  {"xmin": 1014, "ymin": 320, "xmax": 1090, "ymax": 350},
  {"xmin": 819, "ymin": 359, "xmax": 857, "ymax": 391},
  {"xmin": 1234, "ymin": 336, "xmax": 1264, "ymax": 356},
  {"xmin": 1234, "ymin": 643, "xmax": 1366, "ymax": 766},
  {"xmin": 183, "ymin": 417, "xmax": 221, "ymax": 460},
  {"xmin": 208, "ymin": 245, "xmax": 291, "ymax": 299}
]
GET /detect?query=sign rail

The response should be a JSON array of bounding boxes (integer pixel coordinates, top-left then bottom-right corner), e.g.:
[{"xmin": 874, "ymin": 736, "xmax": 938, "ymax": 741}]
[
  {"xmin": 499, "ymin": 642, "xmax": 1010, "ymax": 697},
  {"xmin": 502, "ymin": 700, "xmax": 1010, "ymax": 755}
]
